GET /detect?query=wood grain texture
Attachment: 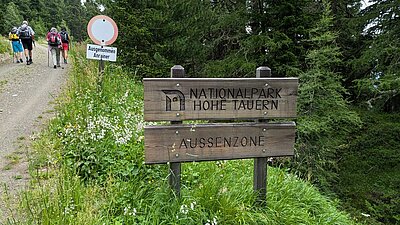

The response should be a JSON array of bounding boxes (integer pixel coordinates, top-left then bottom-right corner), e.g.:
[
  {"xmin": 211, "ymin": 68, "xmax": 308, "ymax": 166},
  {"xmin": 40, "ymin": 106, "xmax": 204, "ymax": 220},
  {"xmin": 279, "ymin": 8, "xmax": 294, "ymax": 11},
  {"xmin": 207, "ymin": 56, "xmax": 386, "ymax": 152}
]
[
  {"xmin": 144, "ymin": 78, "xmax": 298, "ymax": 121},
  {"xmin": 144, "ymin": 122, "xmax": 295, "ymax": 164}
]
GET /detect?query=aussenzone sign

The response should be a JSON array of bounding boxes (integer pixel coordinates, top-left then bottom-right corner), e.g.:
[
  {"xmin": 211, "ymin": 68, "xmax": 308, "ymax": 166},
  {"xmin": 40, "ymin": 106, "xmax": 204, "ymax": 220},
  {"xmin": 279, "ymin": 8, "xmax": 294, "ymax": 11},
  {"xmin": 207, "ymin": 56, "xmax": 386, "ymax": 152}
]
[
  {"xmin": 86, "ymin": 44, "xmax": 117, "ymax": 62},
  {"xmin": 144, "ymin": 78, "xmax": 298, "ymax": 121},
  {"xmin": 145, "ymin": 123, "xmax": 296, "ymax": 164}
]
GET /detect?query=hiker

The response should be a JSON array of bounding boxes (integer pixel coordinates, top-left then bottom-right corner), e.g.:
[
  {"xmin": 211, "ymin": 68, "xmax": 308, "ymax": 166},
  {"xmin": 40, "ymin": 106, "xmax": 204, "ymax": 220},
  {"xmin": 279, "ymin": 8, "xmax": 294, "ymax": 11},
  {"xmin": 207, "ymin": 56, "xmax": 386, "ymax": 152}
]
[
  {"xmin": 59, "ymin": 27, "xmax": 70, "ymax": 64},
  {"xmin": 8, "ymin": 27, "xmax": 24, "ymax": 63},
  {"xmin": 18, "ymin": 20, "xmax": 35, "ymax": 65},
  {"xmin": 46, "ymin": 27, "xmax": 62, "ymax": 69}
]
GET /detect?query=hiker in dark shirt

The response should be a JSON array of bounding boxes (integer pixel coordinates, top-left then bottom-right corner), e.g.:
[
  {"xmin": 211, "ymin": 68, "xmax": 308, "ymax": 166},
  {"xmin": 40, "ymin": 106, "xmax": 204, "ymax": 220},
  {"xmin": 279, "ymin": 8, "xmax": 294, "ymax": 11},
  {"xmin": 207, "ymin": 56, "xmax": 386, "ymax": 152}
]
[
  {"xmin": 18, "ymin": 21, "xmax": 35, "ymax": 65},
  {"xmin": 59, "ymin": 27, "xmax": 70, "ymax": 64}
]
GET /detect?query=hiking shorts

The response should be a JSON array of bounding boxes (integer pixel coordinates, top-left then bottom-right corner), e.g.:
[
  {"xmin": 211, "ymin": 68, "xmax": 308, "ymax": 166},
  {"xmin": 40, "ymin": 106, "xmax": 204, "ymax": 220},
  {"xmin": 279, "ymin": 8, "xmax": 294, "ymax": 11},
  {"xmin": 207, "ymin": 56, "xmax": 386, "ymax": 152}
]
[
  {"xmin": 62, "ymin": 43, "xmax": 69, "ymax": 51},
  {"xmin": 21, "ymin": 39, "xmax": 33, "ymax": 51},
  {"xmin": 12, "ymin": 41, "xmax": 23, "ymax": 53}
]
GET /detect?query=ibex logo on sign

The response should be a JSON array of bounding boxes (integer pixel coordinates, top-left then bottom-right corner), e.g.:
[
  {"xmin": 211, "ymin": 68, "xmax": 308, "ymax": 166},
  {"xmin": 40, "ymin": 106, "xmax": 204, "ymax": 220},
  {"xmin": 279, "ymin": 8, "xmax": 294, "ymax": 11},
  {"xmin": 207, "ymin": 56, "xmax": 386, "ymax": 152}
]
[{"xmin": 162, "ymin": 90, "xmax": 185, "ymax": 111}]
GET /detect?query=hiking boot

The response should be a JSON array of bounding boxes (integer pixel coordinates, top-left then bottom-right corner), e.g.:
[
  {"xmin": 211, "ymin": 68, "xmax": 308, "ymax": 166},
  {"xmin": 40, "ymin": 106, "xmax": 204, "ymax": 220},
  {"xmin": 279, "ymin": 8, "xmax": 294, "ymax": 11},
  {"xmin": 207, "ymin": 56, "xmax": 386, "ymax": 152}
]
[
  {"xmin": 19, "ymin": 59, "xmax": 23, "ymax": 63},
  {"xmin": 54, "ymin": 65, "xmax": 57, "ymax": 69},
  {"xmin": 27, "ymin": 61, "xmax": 30, "ymax": 65},
  {"xmin": 57, "ymin": 64, "xmax": 60, "ymax": 67},
  {"xmin": 16, "ymin": 60, "xmax": 20, "ymax": 63},
  {"xmin": 64, "ymin": 59, "xmax": 67, "ymax": 64}
]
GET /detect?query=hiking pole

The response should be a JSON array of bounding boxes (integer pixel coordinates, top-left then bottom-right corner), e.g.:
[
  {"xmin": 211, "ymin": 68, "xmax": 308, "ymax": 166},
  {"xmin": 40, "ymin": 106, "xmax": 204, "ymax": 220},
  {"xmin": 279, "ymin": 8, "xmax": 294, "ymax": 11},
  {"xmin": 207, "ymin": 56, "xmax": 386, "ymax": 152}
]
[
  {"xmin": 10, "ymin": 41, "xmax": 14, "ymax": 63},
  {"xmin": 47, "ymin": 48, "xmax": 49, "ymax": 67}
]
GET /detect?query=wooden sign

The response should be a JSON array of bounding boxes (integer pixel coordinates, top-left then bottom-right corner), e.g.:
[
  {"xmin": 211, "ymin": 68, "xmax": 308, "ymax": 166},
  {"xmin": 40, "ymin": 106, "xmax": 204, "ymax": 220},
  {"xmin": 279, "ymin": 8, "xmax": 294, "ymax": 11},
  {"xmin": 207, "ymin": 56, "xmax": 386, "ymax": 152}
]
[
  {"xmin": 143, "ymin": 78, "xmax": 298, "ymax": 121},
  {"xmin": 145, "ymin": 122, "xmax": 295, "ymax": 164}
]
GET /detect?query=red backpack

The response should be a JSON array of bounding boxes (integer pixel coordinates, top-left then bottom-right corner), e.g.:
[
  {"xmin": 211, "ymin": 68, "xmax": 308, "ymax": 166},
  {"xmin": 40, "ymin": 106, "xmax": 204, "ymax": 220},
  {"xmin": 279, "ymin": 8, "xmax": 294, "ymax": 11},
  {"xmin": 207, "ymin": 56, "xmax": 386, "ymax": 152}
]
[{"xmin": 48, "ymin": 32, "xmax": 60, "ymax": 46}]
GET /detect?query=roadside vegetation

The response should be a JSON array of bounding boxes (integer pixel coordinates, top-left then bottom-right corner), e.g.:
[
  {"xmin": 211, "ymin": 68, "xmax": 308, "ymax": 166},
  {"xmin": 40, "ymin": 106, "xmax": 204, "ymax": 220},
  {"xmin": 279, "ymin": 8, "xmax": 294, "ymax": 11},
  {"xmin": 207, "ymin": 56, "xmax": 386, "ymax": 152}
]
[
  {"xmin": 0, "ymin": 36, "xmax": 11, "ymax": 54},
  {"xmin": 335, "ymin": 110, "xmax": 400, "ymax": 224},
  {"xmin": 8, "ymin": 44, "xmax": 359, "ymax": 225}
]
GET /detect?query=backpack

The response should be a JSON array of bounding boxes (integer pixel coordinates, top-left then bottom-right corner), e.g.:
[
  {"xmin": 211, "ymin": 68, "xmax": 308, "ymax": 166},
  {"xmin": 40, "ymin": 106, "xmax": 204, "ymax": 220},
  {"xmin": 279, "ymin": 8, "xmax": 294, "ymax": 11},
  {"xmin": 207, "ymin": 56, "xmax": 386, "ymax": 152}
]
[
  {"xmin": 9, "ymin": 33, "xmax": 19, "ymax": 41},
  {"xmin": 59, "ymin": 31, "xmax": 69, "ymax": 43},
  {"xmin": 19, "ymin": 26, "xmax": 31, "ymax": 39},
  {"xmin": 48, "ymin": 32, "xmax": 61, "ymax": 46},
  {"xmin": 9, "ymin": 28, "xmax": 19, "ymax": 41}
]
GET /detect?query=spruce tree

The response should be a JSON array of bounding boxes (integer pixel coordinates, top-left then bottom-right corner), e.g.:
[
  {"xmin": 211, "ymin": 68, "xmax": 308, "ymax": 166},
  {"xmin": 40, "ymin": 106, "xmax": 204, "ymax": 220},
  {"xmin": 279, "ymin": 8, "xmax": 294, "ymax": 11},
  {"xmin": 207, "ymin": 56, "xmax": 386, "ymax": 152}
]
[
  {"xmin": 294, "ymin": 0, "xmax": 361, "ymax": 189},
  {"xmin": 1, "ymin": 2, "xmax": 23, "ymax": 33},
  {"xmin": 353, "ymin": 0, "xmax": 400, "ymax": 111}
]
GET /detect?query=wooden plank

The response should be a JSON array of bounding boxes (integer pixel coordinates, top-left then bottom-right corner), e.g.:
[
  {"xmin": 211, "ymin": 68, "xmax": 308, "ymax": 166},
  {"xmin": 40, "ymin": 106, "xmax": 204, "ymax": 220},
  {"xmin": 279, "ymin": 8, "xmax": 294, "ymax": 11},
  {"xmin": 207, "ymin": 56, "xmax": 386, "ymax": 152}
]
[
  {"xmin": 143, "ymin": 78, "xmax": 298, "ymax": 121},
  {"xmin": 144, "ymin": 122, "xmax": 295, "ymax": 164}
]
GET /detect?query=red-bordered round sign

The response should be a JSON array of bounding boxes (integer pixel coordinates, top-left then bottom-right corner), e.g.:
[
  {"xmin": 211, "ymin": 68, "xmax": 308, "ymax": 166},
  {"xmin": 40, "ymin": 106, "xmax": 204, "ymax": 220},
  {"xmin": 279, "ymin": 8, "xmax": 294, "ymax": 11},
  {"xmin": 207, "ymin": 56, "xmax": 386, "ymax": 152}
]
[{"xmin": 87, "ymin": 15, "xmax": 118, "ymax": 46}]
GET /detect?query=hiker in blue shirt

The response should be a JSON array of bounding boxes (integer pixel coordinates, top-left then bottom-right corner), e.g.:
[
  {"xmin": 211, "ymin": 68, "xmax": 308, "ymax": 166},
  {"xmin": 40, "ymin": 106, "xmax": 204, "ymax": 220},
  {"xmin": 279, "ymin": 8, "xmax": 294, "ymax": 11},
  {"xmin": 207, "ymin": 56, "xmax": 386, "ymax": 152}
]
[
  {"xmin": 18, "ymin": 21, "xmax": 35, "ymax": 65},
  {"xmin": 8, "ymin": 27, "xmax": 24, "ymax": 63}
]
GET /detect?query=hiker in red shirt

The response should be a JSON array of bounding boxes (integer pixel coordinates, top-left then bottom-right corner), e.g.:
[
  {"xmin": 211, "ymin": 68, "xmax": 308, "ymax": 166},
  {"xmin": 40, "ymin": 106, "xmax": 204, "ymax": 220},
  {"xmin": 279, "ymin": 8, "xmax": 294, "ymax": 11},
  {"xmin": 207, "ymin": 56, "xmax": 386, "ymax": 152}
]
[
  {"xmin": 59, "ymin": 27, "xmax": 70, "ymax": 64},
  {"xmin": 46, "ymin": 27, "xmax": 62, "ymax": 69}
]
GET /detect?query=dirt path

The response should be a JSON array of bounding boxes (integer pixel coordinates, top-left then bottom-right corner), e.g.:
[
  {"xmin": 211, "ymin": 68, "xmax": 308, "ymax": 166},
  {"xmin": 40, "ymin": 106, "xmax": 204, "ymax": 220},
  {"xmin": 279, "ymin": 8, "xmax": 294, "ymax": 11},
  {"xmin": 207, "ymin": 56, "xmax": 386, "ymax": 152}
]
[{"xmin": 0, "ymin": 44, "xmax": 68, "ymax": 222}]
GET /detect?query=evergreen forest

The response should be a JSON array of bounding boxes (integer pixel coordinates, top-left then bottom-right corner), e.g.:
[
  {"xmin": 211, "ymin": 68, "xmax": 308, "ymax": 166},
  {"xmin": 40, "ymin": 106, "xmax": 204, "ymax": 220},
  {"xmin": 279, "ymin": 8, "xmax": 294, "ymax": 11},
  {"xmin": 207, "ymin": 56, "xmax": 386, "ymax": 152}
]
[{"xmin": 0, "ymin": 0, "xmax": 399, "ymax": 224}]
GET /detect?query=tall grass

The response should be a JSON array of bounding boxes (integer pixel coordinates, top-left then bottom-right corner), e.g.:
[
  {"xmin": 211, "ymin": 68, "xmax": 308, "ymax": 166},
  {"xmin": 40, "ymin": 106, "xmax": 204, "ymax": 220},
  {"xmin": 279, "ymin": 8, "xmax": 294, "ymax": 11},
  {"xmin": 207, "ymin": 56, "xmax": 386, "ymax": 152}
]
[
  {"xmin": 0, "ymin": 36, "xmax": 11, "ymax": 54},
  {"xmin": 13, "ymin": 44, "xmax": 359, "ymax": 224}
]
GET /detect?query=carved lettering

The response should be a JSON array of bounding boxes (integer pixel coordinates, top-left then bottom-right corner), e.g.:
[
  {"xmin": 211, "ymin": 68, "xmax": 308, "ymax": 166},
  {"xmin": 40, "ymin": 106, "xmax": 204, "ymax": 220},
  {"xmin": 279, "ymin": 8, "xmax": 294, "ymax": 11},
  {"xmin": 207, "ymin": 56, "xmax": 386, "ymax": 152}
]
[
  {"xmin": 179, "ymin": 136, "xmax": 266, "ymax": 149},
  {"xmin": 188, "ymin": 87, "xmax": 283, "ymax": 112},
  {"xmin": 189, "ymin": 88, "xmax": 283, "ymax": 99}
]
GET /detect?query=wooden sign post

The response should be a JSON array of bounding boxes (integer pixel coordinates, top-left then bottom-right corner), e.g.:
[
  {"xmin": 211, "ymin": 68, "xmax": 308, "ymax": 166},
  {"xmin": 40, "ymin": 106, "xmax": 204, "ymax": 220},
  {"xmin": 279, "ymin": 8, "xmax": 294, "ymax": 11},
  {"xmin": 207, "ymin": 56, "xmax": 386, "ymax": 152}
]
[
  {"xmin": 143, "ymin": 65, "xmax": 298, "ymax": 202},
  {"xmin": 254, "ymin": 66, "xmax": 271, "ymax": 205},
  {"xmin": 169, "ymin": 65, "xmax": 184, "ymax": 197}
]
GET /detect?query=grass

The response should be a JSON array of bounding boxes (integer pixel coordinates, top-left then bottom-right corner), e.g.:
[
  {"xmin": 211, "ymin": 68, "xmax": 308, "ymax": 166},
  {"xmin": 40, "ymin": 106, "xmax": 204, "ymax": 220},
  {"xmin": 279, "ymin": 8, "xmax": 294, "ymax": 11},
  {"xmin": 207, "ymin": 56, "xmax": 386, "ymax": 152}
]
[
  {"xmin": 7, "ymin": 44, "xmax": 359, "ymax": 224},
  {"xmin": 0, "ymin": 80, "xmax": 7, "ymax": 91},
  {"xmin": 2, "ymin": 154, "xmax": 21, "ymax": 171},
  {"xmin": 0, "ymin": 36, "xmax": 11, "ymax": 54}
]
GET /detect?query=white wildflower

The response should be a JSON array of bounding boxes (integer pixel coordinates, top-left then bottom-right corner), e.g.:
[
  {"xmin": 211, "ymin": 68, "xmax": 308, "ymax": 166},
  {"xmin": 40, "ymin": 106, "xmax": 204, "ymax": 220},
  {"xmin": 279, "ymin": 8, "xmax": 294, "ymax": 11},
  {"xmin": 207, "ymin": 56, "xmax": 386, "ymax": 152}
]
[
  {"xmin": 361, "ymin": 213, "xmax": 370, "ymax": 217},
  {"xmin": 205, "ymin": 217, "xmax": 218, "ymax": 225},
  {"xmin": 180, "ymin": 204, "xmax": 189, "ymax": 214},
  {"xmin": 190, "ymin": 201, "xmax": 196, "ymax": 210}
]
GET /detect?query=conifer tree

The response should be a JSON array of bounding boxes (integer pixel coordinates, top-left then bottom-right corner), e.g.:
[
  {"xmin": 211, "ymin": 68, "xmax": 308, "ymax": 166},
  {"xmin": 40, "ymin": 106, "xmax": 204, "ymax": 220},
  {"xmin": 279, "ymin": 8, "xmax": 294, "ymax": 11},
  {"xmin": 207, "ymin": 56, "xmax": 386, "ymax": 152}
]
[
  {"xmin": 0, "ymin": 2, "xmax": 23, "ymax": 33},
  {"xmin": 353, "ymin": 0, "xmax": 400, "ymax": 111},
  {"xmin": 294, "ymin": 0, "xmax": 361, "ymax": 189}
]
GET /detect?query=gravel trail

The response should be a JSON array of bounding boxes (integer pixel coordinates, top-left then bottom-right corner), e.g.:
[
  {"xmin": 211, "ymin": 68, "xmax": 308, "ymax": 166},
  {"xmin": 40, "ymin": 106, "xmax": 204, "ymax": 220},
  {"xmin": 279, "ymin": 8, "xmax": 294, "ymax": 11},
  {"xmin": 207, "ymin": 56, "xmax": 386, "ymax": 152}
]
[{"xmin": 0, "ymin": 44, "xmax": 68, "ymax": 222}]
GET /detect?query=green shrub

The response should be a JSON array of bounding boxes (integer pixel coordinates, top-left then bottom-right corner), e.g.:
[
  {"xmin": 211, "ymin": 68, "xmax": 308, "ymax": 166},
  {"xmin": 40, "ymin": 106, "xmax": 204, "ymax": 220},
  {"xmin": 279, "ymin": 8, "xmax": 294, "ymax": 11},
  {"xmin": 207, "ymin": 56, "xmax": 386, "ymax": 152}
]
[{"xmin": 336, "ymin": 110, "xmax": 400, "ymax": 224}]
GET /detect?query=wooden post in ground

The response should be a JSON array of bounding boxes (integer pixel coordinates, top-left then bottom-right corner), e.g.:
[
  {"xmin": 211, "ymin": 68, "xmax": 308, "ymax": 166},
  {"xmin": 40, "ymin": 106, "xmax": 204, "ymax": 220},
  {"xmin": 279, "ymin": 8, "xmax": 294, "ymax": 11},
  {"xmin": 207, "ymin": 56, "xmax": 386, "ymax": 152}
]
[
  {"xmin": 254, "ymin": 66, "xmax": 271, "ymax": 205},
  {"xmin": 169, "ymin": 65, "xmax": 185, "ymax": 198}
]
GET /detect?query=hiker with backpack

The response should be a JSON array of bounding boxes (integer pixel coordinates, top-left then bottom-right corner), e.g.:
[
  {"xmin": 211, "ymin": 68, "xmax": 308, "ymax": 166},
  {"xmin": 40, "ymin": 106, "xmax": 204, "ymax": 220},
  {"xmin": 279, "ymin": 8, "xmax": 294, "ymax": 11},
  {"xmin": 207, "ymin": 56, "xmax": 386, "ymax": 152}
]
[
  {"xmin": 8, "ymin": 27, "xmax": 24, "ymax": 63},
  {"xmin": 18, "ymin": 21, "xmax": 35, "ymax": 65},
  {"xmin": 59, "ymin": 27, "xmax": 70, "ymax": 64},
  {"xmin": 46, "ymin": 27, "xmax": 62, "ymax": 69}
]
